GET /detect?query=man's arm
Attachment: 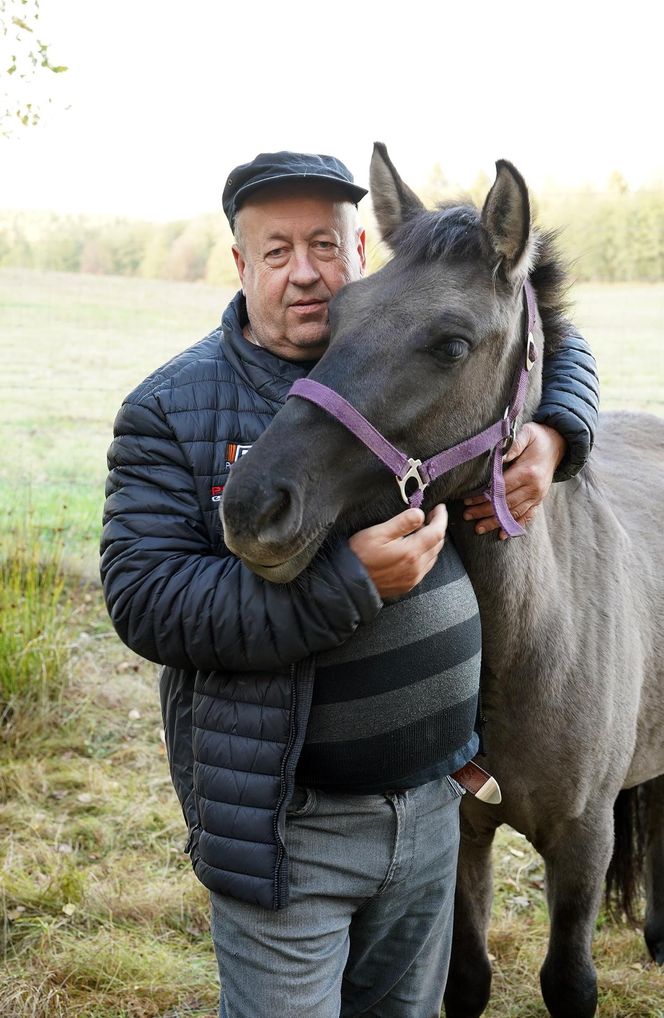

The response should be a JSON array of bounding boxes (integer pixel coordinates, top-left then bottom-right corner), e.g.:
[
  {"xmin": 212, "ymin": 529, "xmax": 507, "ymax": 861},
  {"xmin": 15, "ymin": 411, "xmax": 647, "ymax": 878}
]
[
  {"xmin": 463, "ymin": 332, "xmax": 599, "ymax": 537},
  {"xmin": 532, "ymin": 332, "xmax": 599, "ymax": 480},
  {"xmin": 101, "ymin": 399, "xmax": 446, "ymax": 673}
]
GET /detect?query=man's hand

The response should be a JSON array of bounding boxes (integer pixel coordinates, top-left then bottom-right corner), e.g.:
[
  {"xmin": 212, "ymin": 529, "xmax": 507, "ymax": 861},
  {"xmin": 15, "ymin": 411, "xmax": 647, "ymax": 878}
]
[
  {"xmin": 463, "ymin": 422, "xmax": 566, "ymax": 540},
  {"xmin": 349, "ymin": 504, "xmax": 448, "ymax": 600}
]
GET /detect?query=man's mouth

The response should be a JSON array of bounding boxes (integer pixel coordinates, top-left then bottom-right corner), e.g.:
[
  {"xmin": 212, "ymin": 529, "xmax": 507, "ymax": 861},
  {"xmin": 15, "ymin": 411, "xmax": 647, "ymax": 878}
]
[{"xmin": 289, "ymin": 299, "xmax": 328, "ymax": 315}]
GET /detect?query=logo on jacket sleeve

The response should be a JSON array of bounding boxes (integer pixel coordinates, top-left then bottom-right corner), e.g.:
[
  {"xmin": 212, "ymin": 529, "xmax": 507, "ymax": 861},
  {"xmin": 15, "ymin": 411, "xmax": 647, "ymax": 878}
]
[{"xmin": 210, "ymin": 442, "xmax": 254, "ymax": 503}]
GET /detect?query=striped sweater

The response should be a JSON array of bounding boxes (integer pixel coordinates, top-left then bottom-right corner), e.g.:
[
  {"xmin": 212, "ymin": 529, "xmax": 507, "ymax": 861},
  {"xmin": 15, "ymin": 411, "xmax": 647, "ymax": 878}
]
[{"xmin": 296, "ymin": 538, "xmax": 482, "ymax": 793}]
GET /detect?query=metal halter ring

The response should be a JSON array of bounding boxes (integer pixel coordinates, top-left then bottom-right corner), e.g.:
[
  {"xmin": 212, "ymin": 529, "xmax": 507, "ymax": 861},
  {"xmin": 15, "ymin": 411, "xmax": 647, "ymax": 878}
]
[
  {"xmin": 396, "ymin": 458, "xmax": 428, "ymax": 505},
  {"xmin": 526, "ymin": 333, "xmax": 537, "ymax": 372},
  {"xmin": 501, "ymin": 407, "xmax": 517, "ymax": 454}
]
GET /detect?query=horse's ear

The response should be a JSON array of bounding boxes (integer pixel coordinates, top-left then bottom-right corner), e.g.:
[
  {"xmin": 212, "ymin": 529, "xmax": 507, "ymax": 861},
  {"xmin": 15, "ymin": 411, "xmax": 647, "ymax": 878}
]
[
  {"xmin": 370, "ymin": 142, "xmax": 425, "ymax": 248},
  {"xmin": 481, "ymin": 160, "xmax": 532, "ymax": 278}
]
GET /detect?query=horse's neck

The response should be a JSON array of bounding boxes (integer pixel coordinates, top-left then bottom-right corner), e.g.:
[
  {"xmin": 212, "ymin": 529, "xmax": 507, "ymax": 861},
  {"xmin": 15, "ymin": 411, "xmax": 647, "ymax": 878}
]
[{"xmin": 448, "ymin": 488, "xmax": 567, "ymax": 672}]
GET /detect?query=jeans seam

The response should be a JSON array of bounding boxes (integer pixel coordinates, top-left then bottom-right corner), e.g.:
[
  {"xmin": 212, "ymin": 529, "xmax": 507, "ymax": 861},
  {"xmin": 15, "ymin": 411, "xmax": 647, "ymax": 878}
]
[
  {"xmin": 374, "ymin": 792, "xmax": 402, "ymax": 897},
  {"xmin": 402, "ymin": 793, "xmax": 418, "ymax": 884}
]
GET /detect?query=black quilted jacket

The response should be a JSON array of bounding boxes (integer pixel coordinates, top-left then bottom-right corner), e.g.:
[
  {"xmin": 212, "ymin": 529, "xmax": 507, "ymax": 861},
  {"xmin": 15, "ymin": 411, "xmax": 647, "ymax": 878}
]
[{"xmin": 101, "ymin": 291, "xmax": 599, "ymax": 909}]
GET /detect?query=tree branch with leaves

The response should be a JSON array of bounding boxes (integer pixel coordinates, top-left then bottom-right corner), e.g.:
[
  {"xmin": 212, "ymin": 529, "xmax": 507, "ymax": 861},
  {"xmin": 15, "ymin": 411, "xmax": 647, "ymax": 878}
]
[{"xmin": 1, "ymin": 0, "xmax": 67, "ymax": 136}]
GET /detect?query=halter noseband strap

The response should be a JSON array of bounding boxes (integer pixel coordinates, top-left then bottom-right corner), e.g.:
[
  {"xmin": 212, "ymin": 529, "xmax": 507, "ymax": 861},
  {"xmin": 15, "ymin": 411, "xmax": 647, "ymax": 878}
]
[{"xmin": 287, "ymin": 280, "xmax": 538, "ymax": 539}]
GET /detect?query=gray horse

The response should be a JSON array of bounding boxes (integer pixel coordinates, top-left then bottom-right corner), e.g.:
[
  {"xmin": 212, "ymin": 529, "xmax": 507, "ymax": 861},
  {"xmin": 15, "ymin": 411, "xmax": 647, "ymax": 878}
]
[{"xmin": 221, "ymin": 144, "xmax": 664, "ymax": 1017}]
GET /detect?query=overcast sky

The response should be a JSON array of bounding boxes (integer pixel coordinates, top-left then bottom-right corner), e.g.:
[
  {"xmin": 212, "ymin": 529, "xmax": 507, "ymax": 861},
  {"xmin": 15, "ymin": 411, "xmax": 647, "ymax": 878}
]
[{"xmin": 2, "ymin": 0, "xmax": 663, "ymax": 219}]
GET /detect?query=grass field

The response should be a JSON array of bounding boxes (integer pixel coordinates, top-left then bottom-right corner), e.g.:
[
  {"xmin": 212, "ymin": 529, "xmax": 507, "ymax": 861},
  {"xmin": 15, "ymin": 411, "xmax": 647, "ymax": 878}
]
[
  {"xmin": 0, "ymin": 269, "xmax": 235, "ymax": 577},
  {"xmin": 1, "ymin": 268, "xmax": 663, "ymax": 1017},
  {"xmin": 1, "ymin": 267, "xmax": 662, "ymax": 571}
]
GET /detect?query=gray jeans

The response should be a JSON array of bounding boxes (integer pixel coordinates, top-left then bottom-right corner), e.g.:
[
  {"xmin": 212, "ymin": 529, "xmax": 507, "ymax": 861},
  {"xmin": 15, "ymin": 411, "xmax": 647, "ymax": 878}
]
[{"xmin": 209, "ymin": 775, "xmax": 463, "ymax": 1018}]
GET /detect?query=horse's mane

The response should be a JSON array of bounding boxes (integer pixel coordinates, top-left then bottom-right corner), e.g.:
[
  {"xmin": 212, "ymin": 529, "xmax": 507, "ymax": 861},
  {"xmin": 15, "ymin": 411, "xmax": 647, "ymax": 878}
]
[
  {"xmin": 391, "ymin": 202, "xmax": 573, "ymax": 354},
  {"xmin": 393, "ymin": 204, "xmax": 485, "ymax": 264},
  {"xmin": 529, "ymin": 228, "xmax": 573, "ymax": 354}
]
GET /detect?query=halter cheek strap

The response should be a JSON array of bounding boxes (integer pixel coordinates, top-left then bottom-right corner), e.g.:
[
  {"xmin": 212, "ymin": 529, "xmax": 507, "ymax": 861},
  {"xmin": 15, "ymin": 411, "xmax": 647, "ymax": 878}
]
[{"xmin": 288, "ymin": 280, "xmax": 538, "ymax": 539}]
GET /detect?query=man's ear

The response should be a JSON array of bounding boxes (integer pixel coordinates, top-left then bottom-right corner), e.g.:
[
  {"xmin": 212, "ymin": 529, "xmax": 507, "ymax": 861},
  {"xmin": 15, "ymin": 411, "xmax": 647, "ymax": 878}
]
[
  {"xmin": 232, "ymin": 245, "xmax": 246, "ymax": 286},
  {"xmin": 357, "ymin": 226, "xmax": 367, "ymax": 276},
  {"xmin": 370, "ymin": 142, "xmax": 424, "ymax": 248}
]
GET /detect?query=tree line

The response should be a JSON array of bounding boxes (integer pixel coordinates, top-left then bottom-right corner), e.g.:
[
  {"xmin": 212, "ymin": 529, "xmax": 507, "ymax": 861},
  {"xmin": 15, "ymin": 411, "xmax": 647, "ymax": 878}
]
[{"xmin": 1, "ymin": 174, "xmax": 663, "ymax": 284}]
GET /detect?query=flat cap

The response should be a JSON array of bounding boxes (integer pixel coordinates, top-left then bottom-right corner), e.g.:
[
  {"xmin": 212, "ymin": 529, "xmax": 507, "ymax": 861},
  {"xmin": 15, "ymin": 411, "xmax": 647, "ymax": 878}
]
[{"xmin": 223, "ymin": 150, "xmax": 368, "ymax": 229}]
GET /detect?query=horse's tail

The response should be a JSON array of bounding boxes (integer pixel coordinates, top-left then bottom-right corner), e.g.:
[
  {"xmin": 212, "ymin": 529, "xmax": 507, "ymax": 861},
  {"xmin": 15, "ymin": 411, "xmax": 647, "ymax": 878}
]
[{"xmin": 605, "ymin": 786, "xmax": 645, "ymax": 922}]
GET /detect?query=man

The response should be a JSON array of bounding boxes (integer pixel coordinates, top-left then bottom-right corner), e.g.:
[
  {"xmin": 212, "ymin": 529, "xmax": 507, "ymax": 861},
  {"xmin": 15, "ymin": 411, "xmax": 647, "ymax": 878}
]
[{"xmin": 101, "ymin": 150, "xmax": 599, "ymax": 1017}]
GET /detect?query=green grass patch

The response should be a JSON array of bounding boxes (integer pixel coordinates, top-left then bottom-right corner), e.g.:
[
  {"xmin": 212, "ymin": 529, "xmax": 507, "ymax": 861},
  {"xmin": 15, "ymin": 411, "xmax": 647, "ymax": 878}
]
[
  {"xmin": 1, "ymin": 269, "xmax": 663, "ymax": 572},
  {"xmin": 0, "ymin": 268, "xmax": 234, "ymax": 575},
  {"xmin": 0, "ymin": 518, "xmax": 72, "ymax": 731},
  {"xmin": 570, "ymin": 281, "xmax": 664, "ymax": 415}
]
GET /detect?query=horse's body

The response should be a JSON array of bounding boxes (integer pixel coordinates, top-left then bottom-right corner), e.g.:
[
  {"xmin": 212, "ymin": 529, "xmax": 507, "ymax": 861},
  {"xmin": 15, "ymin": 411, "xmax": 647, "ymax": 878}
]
[
  {"xmin": 445, "ymin": 411, "xmax": 664, "ymax": 1017},
  {"xmin": 221, "ymin": 145, "xmax": 664, "ymax": 1017}
]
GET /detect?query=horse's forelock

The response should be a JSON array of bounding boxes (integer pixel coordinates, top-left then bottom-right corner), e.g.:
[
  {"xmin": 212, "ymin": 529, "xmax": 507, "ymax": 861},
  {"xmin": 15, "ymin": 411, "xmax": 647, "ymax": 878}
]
[{"xmin": 391, "ymin": 203, "xmax": 485, "ymax": 265}]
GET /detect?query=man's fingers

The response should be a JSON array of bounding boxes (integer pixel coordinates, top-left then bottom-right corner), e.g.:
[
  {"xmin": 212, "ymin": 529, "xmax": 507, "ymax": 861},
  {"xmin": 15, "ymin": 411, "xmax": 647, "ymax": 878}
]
[
  {"xmin": 425, "ymin": 503, "xmax": 448, "ymax": 528},
  {"xmin": 463, "ymin": 500, "xmax": 495, "ymax": 522},
  {"xmin": 414, "ymin": 544, "xmax": 444, "ymax": 582},
  {"xmin": 415, "ymin": 557, "xmax": 439, "ymax": 586},
  {"xmin": 407, "ymin": 504, "xmax": 447, "ymax": 552},
  {"xmin": 464, "ymin": 419, "xmax": 561, "ymax": 539},
  {"xmin": 474, "ymin": 499, "xmax": 537, "ymax": 536},
  {"xmin": 499, "ymin": 505, "xmax": 538, "ymax": 540},
  {"xmin": 505, "ymin": 486, "xmax": 537, "ymax": 512},
  {"xmin": 474, "ymin": 516, "xmax": 501, "ymax": 535},
  {"xmin": 502, "ymin": 428, "xmax": 533, "ymax": 465},
  {"xmin": 502, "ymin": 453, "xmax": 545, "ymax": 492},
  {"xmin": 371, "ymin": 508, "xmax": 425, "ymax": 541},
  {"xmin": 465, "ymin": 481, "xmax": 535, "ymax": 521},
  {"xmin": 349, "ymin": 504, "xmax": 447, "ymax": 600},
  {"xmin": 394, "ymin": 508, "xmax": 426, "ymax": 536},
  {"xmin": 510, "ymin": 499, "xmax": 536, "ymax": 520},
  {"xmin": 464, "ymin": 487, "xmax": 530, "ymax": 521},
  {"xmin": 463, "ymin": 492, "xmax": 490, "ymax": 507}
]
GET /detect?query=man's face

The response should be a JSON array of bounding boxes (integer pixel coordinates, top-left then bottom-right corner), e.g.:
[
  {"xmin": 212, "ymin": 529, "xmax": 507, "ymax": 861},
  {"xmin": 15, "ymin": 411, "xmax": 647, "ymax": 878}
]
[{"xmin": 232, "ymin": 186, "xmax": 366, "ymax": 361}]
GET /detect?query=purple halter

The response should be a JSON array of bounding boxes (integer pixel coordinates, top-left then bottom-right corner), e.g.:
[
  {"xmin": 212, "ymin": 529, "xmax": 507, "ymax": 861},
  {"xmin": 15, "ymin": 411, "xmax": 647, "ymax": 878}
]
[{"xmin": 288, "ymin": 280, "xmax": 538, "ymax": 539}]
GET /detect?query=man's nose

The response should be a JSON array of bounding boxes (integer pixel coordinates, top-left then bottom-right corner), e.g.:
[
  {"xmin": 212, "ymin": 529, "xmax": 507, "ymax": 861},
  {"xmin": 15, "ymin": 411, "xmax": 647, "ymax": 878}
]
[{"xmin": 289, "ymin": 249, "xmax": 320, "ymax": 287}]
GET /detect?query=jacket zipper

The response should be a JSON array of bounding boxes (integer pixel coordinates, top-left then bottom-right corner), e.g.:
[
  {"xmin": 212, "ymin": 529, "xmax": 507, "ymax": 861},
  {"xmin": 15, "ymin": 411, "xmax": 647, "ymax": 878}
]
[
  {"xmin": 272, "ymin": 663, "xmax": 298, "ymax": 909},
  {"xmin": 184, "ymin": 823, "xmax": 201, "ymax": 855}
]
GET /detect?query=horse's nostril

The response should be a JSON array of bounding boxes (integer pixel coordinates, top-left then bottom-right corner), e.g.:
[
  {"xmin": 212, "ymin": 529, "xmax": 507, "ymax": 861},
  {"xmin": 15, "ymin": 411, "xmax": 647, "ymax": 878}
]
[
  {"xmin": 256, "ymin": 484, "xmax": 303, "ymax": 546},
  {"xmin": 257, "ymin": 488, "xmax": 289, "ymax": 528}
]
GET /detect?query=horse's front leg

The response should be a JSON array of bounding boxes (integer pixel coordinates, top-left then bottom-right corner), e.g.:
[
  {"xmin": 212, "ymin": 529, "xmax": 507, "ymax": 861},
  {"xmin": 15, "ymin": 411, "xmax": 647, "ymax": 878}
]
[
  {"xmin": 443, "ymin": 799, "xmax": 498, "ymax": 1018},
  {"xmin": 539, "ymin": 809, "xmax": 614, "ymax": 1018},
  {"xmin": 642, "ymin": 773, "xmax": 664, "ymax": 963}
]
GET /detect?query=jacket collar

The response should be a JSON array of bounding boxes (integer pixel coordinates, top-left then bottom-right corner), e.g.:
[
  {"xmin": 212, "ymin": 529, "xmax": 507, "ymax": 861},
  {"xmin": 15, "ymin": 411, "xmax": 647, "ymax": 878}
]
[{"xmin": 220, "ymin": 292, "xmax": 315, "ymax": 407}]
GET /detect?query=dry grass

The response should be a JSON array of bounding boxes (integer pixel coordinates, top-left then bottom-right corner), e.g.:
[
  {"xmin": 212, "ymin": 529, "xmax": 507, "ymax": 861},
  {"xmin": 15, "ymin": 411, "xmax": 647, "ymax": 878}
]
[
  {"xmin": 0, "ymin": 595, "xmax": 218, "ymax": 1018},
  {"xmin": 2, "ymin": 590, "xmax": 662, "ymax": 1017},
  {"xmin": 484, "ymin": 831, "xmax": 664, "ymax": 1016}
]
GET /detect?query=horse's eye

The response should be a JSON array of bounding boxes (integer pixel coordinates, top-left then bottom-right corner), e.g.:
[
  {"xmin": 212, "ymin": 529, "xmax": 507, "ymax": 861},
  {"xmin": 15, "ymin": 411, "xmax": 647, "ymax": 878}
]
[
  {"xmin": 444, "ymin": 340, "xmax": 466, "ymax": 358},
  {"xmin": 433, "ymin": 338, "xmax": 468, "ymax": 361}
]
